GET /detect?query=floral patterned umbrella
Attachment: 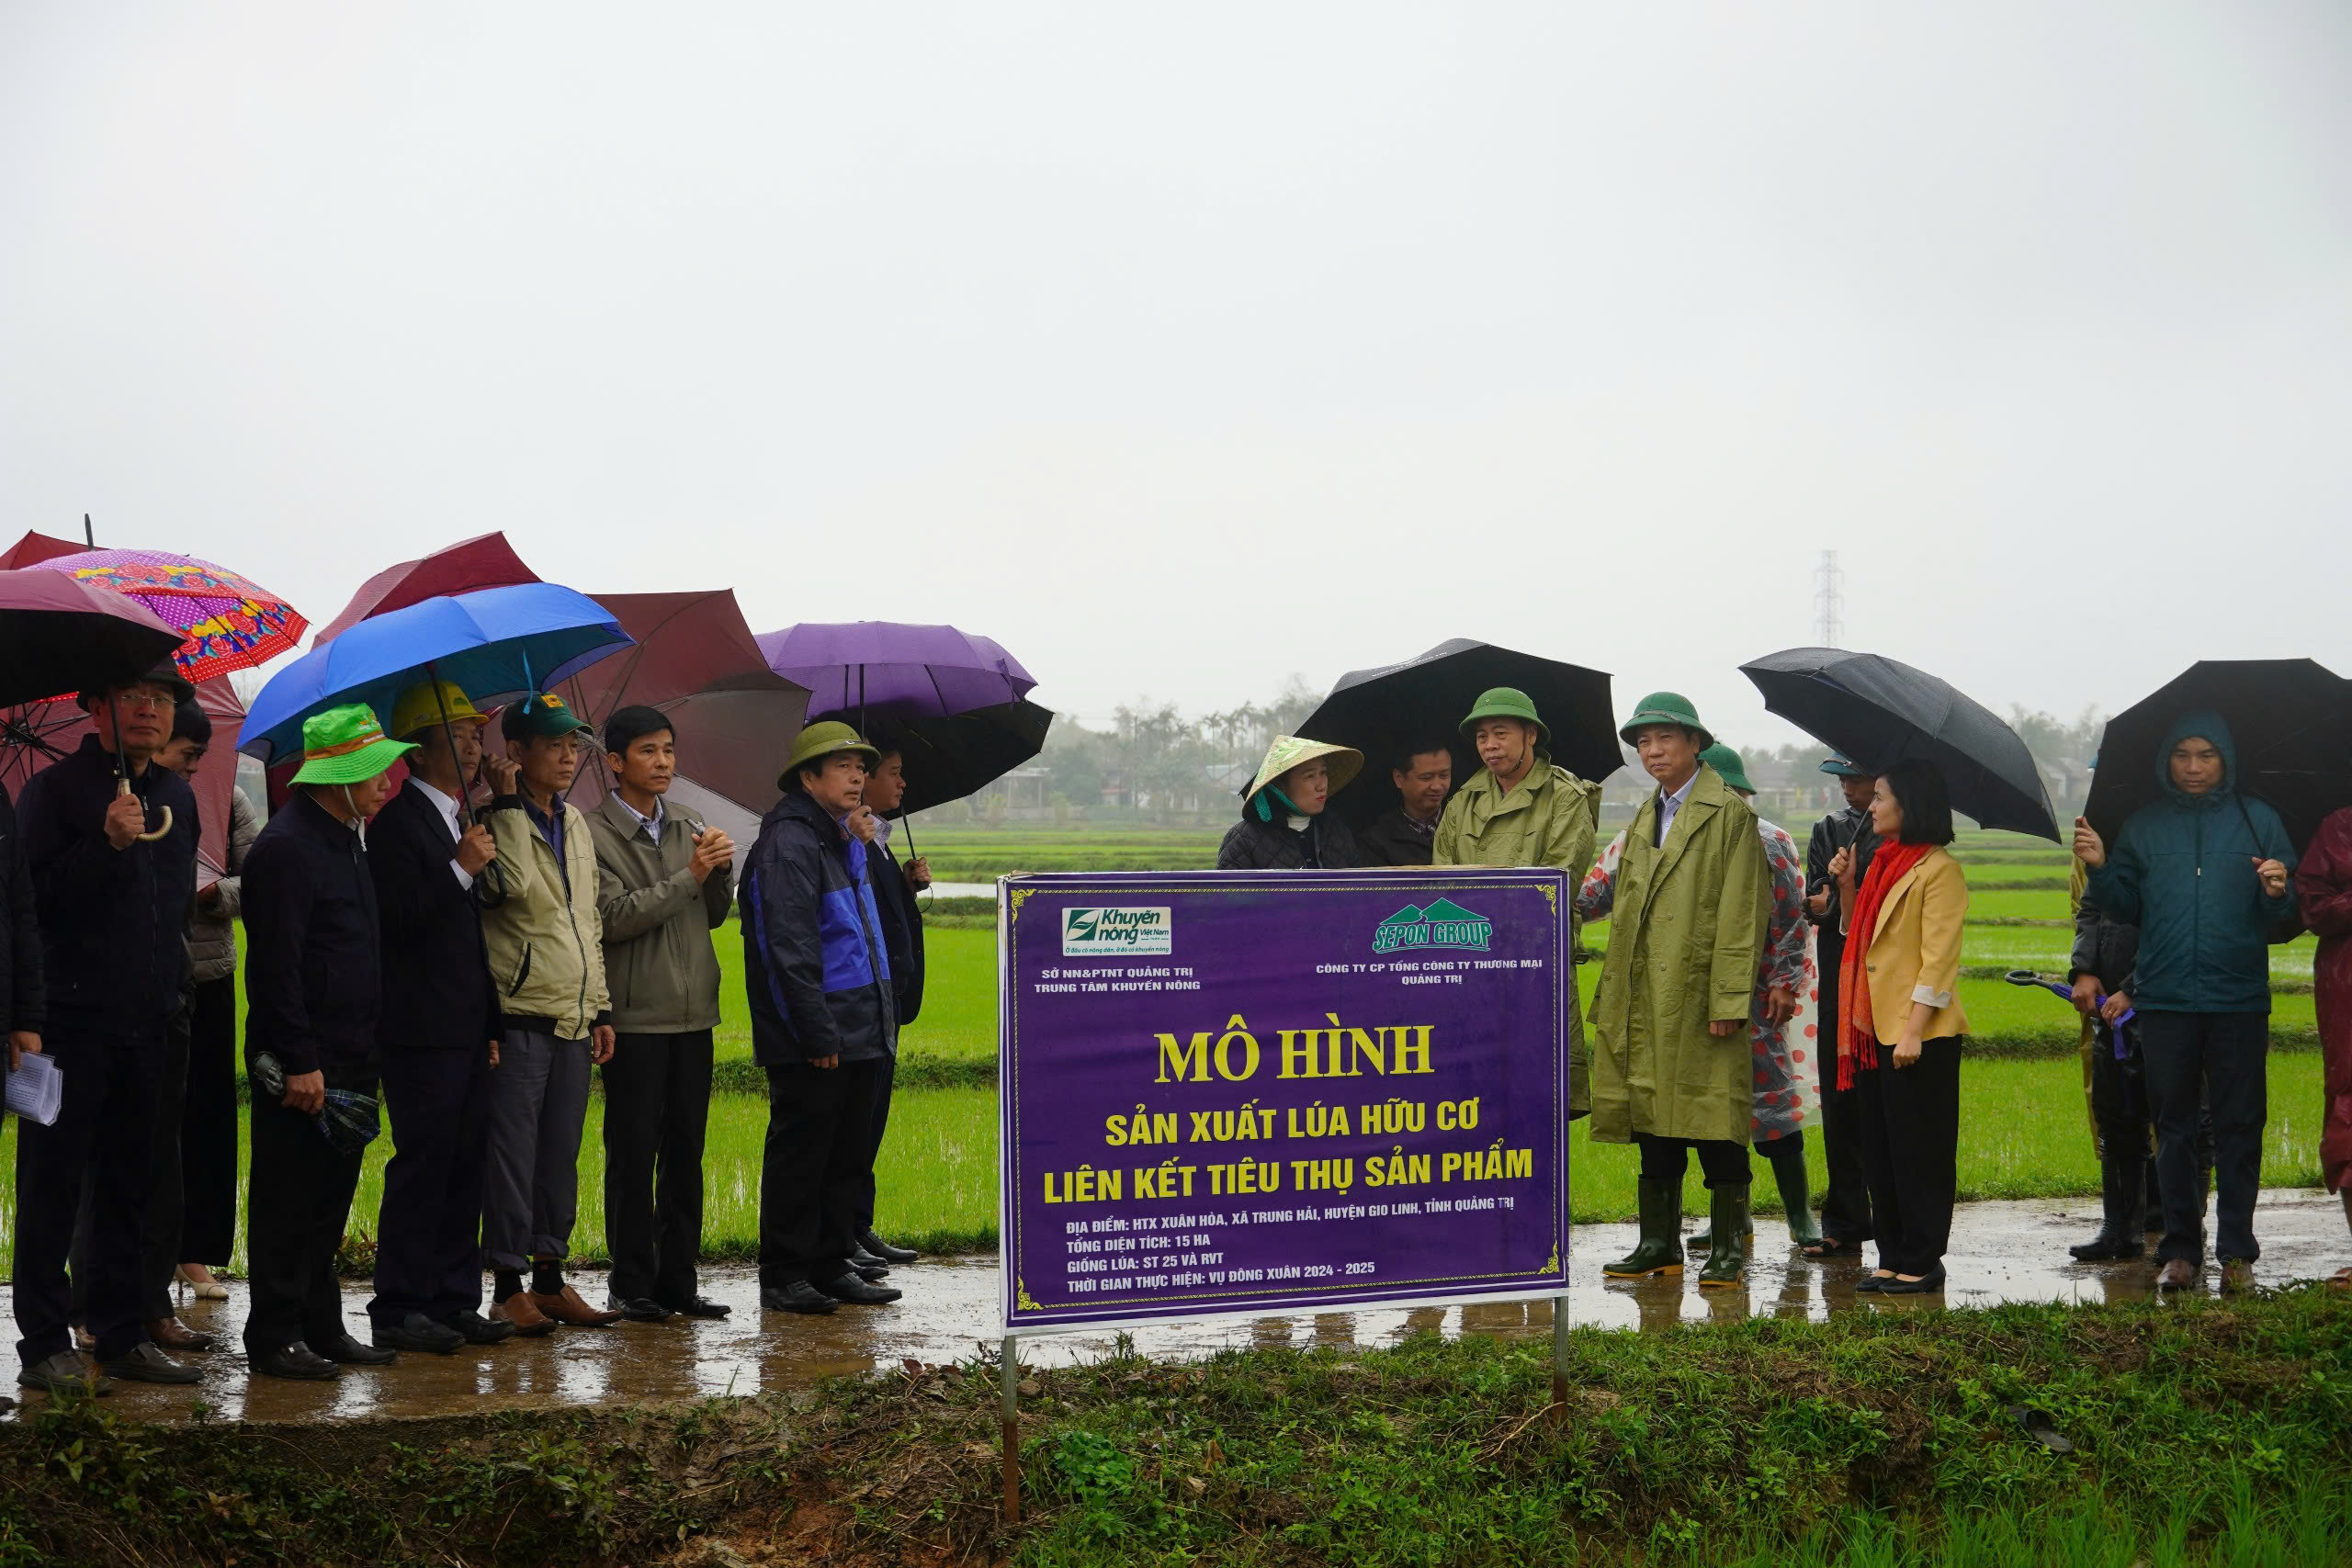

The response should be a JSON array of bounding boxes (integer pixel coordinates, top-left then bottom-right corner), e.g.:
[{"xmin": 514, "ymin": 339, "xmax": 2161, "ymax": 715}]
[{"xmin": 27, "ymin": 547, "xmax": 307, "ymax": 683}]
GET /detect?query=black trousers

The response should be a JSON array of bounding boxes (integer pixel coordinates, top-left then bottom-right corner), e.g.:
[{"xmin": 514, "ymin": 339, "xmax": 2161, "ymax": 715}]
[
  {"xmin": 2137, "ymin": 1010, "xmax": 2267, "ymax": 1265},
  {"xmin": 1635, "ymin": 1132, "xmax": 1750, "ymax": 1190},
  {"xmin": 71, "ymin": 1005, "xmax": 191, "ymax": 1327},
  {"xmin": 854, "ymin": 1053, "xmax": 896, "ymax": 1237},
  {"xmin": 759, "ymin": 1058, "xmax": 881, "ymax": 1287},
  {"xmin": 243, "ymin": 1074, "xmax": 373, "ymax": 1353},
  {"xmin": 601, "ymin": 1030, "xmax": 715, "ymax": 1305},
  {"xmin": 1857, "ymin": 1037, "xmax": 1962, "ymax": 1276},
  {"xmin": 1815, "ymin": 934, "xmax": 1875, "ymax": 1244},
  {"xmin": 179, "ymin": 974, "xmax": 241, "ymax": 1264},
  {"xmin": 12, "ymin": 1031, "xmax": 165, "ymax": 1364},
  {"xmin": 369, "ymin": 1047, "xmax": 492, "ymax": 1325}
]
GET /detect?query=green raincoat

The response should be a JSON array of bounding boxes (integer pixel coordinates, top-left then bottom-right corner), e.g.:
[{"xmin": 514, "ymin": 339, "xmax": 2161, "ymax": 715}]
[
  {"xmin": 1431, "ymin": 755, "xmax": 1603, "ymax": 1112},
  {"xmin": 1588, "ymin": 763, "xmax": 1771, "ymax": 1145}
]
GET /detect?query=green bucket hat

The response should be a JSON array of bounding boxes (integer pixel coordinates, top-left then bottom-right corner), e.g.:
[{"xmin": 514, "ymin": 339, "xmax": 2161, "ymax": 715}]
[
  {"xmin": 1242, "ymin": 735, "xmax": 1363, "ymax": 808},
  {"xmin": 1619, "ymin": 691, "xmax": 1714, "ymax": 750},
  {"xmin": 779, "ymin": 720, "xmax": 881, "ymax": 789},
  {"xmin": 289, "ymin": 704, "xmax": 417, "ymax": 785},
  {"xmin": 1698, "ymin": 742, "xmax": 1753, "ymax": 795},
  {"xmin": 1458, "ymin": 686, "xmax": 1548, "ymax": 747}
]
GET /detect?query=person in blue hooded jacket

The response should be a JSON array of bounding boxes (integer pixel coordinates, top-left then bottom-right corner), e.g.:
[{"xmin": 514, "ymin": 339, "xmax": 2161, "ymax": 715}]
[
  {"xmin": 2074, "ymin": 710, "xmax": 2299, "ymax": 1292},
  {"xmin": 742, "ymin": 722, "xmax": 904, "ymax": 1317}
]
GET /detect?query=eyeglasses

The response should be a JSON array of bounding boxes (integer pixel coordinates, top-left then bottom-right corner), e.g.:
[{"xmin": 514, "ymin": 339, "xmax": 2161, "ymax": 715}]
[{"xmin": 113, "ymin": 692, "xmax": 178, "ymax": 712}]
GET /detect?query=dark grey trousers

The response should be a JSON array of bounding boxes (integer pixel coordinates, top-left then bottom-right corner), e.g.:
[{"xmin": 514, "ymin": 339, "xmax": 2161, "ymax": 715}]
[{"xmin": 480, "ymin": 1027, "xmax": 593, "ymax": 1272}]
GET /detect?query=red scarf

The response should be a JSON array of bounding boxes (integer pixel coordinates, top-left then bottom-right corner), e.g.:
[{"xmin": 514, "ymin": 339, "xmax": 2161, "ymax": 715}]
[{"xmin": 1838, "ymin": 840, "xmax": 1931, "ymax": 1089}]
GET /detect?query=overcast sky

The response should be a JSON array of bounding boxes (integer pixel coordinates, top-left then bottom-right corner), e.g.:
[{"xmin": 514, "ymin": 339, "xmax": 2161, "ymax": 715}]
[{"xmin": 5, "ymin": 4, "xmax": 2348, "ymax": 751}]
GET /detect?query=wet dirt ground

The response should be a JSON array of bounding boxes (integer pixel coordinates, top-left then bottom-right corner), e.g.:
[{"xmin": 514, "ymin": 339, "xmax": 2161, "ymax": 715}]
[{"xmin": 7, "ymin": 1190, "xmax": 2345, "ymax": 1426}]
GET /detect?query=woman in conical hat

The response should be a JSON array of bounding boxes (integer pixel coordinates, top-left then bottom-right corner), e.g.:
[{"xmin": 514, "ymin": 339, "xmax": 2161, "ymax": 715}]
[{"xmin": 1216, "ymin": 735, "xmax": 1365, "ymax": 870}]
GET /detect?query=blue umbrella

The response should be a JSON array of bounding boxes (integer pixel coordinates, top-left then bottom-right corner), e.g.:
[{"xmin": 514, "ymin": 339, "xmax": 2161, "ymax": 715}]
[
  {"xmin": 2003, "ymin": 969, "xmax": 2137, "ymax": 1060},
  {"xmin": 239, "ymin": 582, "xmax": 631, "ymax": 762}
]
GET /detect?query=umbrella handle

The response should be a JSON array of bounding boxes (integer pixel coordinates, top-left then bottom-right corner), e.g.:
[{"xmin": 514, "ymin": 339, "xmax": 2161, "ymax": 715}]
[{"xmin": 119, "ymin": 775, "xmax": 173, "ymax": 843}]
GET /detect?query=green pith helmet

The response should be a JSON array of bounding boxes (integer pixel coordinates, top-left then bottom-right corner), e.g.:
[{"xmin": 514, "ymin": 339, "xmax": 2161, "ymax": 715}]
[
  {"xmin": 1458, "ymin": 686, "xmax": 1548, "ymax": 747},
  {"xmin": 778, "ymin": 720, "xmax": 881, "ymax": 789},
  {"xmin": 1619, "ymin": 691, "xmax": 1714, "ymax": 750},
  {"xmin": 289, "ymin": 704, "xmax": 418, "ymax": 786},
  {"xmin": 1819, "ymin": 755, "xmax": 1868, "ymax": 779},
  {"xmin": 1242, "ymin": 735, "xmax": 1363, "ymax": 808},
  {"xmin": 1698, "ymin": 742, "xmax": 1753, "ymax": 795}
]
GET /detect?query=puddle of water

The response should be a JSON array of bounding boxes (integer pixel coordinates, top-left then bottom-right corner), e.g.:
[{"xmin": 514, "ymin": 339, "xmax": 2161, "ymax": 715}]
[{"xmin": 8, "ymin": 1190, "xmax": 2343, "ymax": 1426}]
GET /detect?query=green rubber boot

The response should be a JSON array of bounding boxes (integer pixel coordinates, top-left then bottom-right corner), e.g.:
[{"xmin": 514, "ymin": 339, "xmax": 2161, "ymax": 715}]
[
  {"xmin": 1697, "ymin": 1185, "xmax": 1752, "ymax": 1290},
  {"xmin": 1769, "ymin": 1143, "xmax": 1821, "ymax": 1248},
  {"xmin": 1604, "ymin": 1177, "xmax": 1686, "ymax": 1278}
]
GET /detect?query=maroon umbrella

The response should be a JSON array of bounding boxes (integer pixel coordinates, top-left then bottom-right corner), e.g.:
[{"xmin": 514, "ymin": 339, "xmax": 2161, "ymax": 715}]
[
  {"xmin": 560, "ymin": 590, "xmax": 809, "ymax": 817},
  {"xmin": 311, "ymin": 532, "xmax": 541, "ymax": 644}
]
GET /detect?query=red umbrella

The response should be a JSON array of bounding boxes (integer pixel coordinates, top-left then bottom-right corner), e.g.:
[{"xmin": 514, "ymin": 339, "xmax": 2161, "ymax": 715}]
[
  {"xmin": 312, "ymin": 532, "xmax": 541, "ymax": 643},
  {"xmin": 25, "ymin": 547, "xmax": 305, "ymax": 685},
  {"xmin": 561, "ymin": 590, "xmax": 809, "ymax": 818}
]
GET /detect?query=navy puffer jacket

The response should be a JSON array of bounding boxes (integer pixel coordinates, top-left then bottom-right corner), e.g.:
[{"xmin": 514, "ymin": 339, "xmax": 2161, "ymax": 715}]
[
  {"xmin": 742, "ymin": 791, "xmax": 895, "ymax": 1066},
  {"xmin": 2086, "ymin": 710, "xmax": 2300, "ymax": 1014}
]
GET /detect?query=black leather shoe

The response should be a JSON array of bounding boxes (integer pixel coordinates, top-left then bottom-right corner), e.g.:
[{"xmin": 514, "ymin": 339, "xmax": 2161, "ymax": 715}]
[
  {"xmin": 760, "ymin": 1281, "xmax": 839, "ymax": 1314},
  {"xmin": 858, "ymin": 1228, "xmax": 919, "ymax": 1265},
  {"xmin": 608, "ymin": 1296, "xmax": 673, "ymax": 1323},
  {"xmin": 851, "ymin": 1258, "xmax": 891, "ymax": 1282},
  {"xmin": 99, "ymin": 1343, "xmax": 202, "ymax": 1384},
  {"xmin": 2069, "ymin": 1232, "xmax": 2144, "ymax": 1262},
  {"xmin": 442, "ymin": 1310, "xmax": 516, "ymax": 1345},
  {"xmin": 315, "ymin": 1332, "xmax": 398, "ymax": 1366},
  {"xmin": 1877, "ymin": 1266, "xmax": 1947, "ymax": 1296},
  {"xmin": 815, "ymin": 1272, "xmax": 903, "ymax": 1305},
  {"xmin": 661, "ymin": 1295, "xmax": 732, "ymax": 1320},
  {"xmin": 1854, "ymin": 1272, "xmax": 1893, "ymax": 1293},
  {"xmin": 848, "ymin": 1247, "xmax": 892, "ymax": 1274},
  {"xmin": 249, "ymin": 1342, "xmax": 340, "ymax": 1381},
  {"xmin": 373, "ymin": 1313, "xmax": 465, "ymax": 1354}
]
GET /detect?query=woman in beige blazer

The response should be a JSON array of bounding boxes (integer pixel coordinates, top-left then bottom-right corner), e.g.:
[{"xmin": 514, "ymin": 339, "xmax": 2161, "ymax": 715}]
[{"xmin": 1829, "ymin": 759, "xmax": 1969, "ymax": 1295}]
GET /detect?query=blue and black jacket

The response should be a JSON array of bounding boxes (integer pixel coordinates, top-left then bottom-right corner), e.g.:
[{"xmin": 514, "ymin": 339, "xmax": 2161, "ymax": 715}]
[
  {"xmin": 2086, "ymin": 710, "xmax": 2301, "ymax": 1015},
  {"xmin": 743, "ymin": 790, "xmax": 894, "ymax": 1066}
]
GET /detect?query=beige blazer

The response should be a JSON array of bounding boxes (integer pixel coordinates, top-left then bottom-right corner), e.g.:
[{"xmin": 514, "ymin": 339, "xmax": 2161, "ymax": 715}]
[{"xmin": 1849, "ymin": 845, "xmax": 1969, "ymax": 1043}]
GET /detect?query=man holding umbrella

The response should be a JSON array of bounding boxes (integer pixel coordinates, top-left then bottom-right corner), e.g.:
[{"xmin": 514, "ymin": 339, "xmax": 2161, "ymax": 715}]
[
  {"xmin": 242, "ymin": 705, "xmax": 413, "ymax": 1381},
  {"xmin": 845, "ymin": 727, "xmax": 927, "ymax": 1272},
  {"xmin": 1589, "ymin": 693, "xmax": 1770, "ymax": 1290},
  {"xmin": 2075, "ymin": 713, "xmax": 2300, "ymax": 1292},
  {"xmin": 13, "ymin": 664, "xmax": 201, "ymax": 1394},
  {"xmin": 1357, "ymin": 738, "xmax": 1454, "ymax": 867},
  {"xmin": 365, "ymin": 681, "xmax": 513, "ymax": 1354},
  {"xmin": 1431, "ymin": 689, "xmax": 1601, "ymax": 1112}
]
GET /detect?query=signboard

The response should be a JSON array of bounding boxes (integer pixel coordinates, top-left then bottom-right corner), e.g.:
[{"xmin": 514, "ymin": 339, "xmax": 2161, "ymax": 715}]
[{"xmin": 998, "ymin": 869, "xmax": 1571, "ymax": 1332}]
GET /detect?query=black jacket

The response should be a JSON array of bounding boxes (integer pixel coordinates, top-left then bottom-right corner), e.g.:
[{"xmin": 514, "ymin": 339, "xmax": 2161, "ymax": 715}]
[
  {"xmin": 1216, "ymin": 812, "xmax": 1363, "ymax": 871},
  {"xmin": 1356, "ymin": 807, "xmax": 1439, "ymax": 867},
  {"xmin": 368, "ymin": 782, "xmax": 502, "ymax": 1054},
  {"xmin": 870, "ymin": 837, "xmax": 926, "ymax": 1027},
  {"xmin": 16, "ymin": 735, "xmax": 197, "ymax": 1042},
  {"xmin": 1804, "ymin": 807, "xmax": 1879, "ymax": 953},
  {"xmin": 243, "ymin": 791, "xmax": 382, "ymax": 1078},
  {"xmin": 2069, "ymin": 878, "xmax": 2141, "ymax": 996},
  {"xmin": 0, "ymin": 784, "xmax": 44, "ymax": 1037},
  {"xmin": 743, "ymin": 791, "xmax": 895, "ymax": 1066}
]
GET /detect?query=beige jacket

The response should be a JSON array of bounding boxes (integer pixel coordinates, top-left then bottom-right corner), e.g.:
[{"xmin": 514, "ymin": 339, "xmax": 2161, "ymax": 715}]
[{"xmin": 481, "ymin": 792, "xmax": 611, "ymax": 1039}]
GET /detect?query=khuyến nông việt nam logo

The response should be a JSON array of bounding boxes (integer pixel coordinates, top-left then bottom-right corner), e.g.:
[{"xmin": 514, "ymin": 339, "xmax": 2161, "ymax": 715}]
[
  {"xmin": 1373, "ymin": 897, "xmax": 1492, "ymax": 954},
  {"xmin": 1062, "ymin": 906, "xmax": 1172, "ymax": 955}
]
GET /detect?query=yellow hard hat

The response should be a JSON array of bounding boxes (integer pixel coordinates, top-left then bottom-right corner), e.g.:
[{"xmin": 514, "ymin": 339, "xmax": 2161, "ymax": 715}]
[{"xmin": 390, "ymin": 679, "xmax": 488, "ymax": 744}]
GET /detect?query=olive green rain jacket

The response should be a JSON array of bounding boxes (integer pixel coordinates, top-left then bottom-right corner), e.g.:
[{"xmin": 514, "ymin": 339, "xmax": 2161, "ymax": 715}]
[
  {"xmin": 1588, "ymin": 763, "xmax": 1771, "ymax": 1145},
  {"xmin": 1431, "ymin": 755, "xmax": 1603, "ymax": 1113}
]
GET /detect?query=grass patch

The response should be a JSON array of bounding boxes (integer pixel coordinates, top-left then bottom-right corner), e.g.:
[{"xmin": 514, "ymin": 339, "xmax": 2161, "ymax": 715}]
[{"xmin": 7, "ymin": 1291, "xmax": 2346, "ymax": 1565}]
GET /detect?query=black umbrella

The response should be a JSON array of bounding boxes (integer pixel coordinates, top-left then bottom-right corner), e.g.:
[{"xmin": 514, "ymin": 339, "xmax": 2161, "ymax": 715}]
[
  {"xmin": 1296, "ymin": 638, "xmax": 1619, "ymax": 829},
  {"xmin": 2081, "ymin": 659, "xmax": 2352, "ymax": 856},
  {"xmin": 816, "ymin": 699, "xmax": 1056, "ymax": 819},
  {"xmin": 1739, "ymin": 647, "xmax": 2061, "ymax": 840},
  {"xmin": 0, "ymin": 568, "xmax": 187, "ymax": 708}
]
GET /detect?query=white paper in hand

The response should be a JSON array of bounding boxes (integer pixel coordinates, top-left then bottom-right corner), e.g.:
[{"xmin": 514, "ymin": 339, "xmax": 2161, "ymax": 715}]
[{"xmin": 5, "ymin": 1051, "xmax": 62, "ymax": 1126}]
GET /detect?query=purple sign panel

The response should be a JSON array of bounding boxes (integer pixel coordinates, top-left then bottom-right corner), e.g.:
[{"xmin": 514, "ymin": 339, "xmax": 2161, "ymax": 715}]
[{"xmin": 999, "ymin": 869, "xmax": 1571, "ymax": 1330}]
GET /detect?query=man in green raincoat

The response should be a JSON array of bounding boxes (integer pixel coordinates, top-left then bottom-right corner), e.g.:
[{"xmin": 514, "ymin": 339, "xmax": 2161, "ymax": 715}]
[
  {"xmin": 1431, "ymin": 688, "xmax": 1602, "ymax": 1114},
  {"xmin": 1589, "ymin": 693, "xmax": 1770, "ymax": 1289}
]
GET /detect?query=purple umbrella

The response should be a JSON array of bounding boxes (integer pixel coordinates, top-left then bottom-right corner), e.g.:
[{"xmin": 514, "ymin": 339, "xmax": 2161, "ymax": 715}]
[{"xmin": 758, "ymin": 622, "xmax": 1035, "ymax": 722}]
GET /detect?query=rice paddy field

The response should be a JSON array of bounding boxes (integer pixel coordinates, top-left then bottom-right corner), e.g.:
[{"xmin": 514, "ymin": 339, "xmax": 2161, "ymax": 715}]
[{"xmin": 0, "ymin": 829, "xmax": 2331, "ymax": 1266}]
